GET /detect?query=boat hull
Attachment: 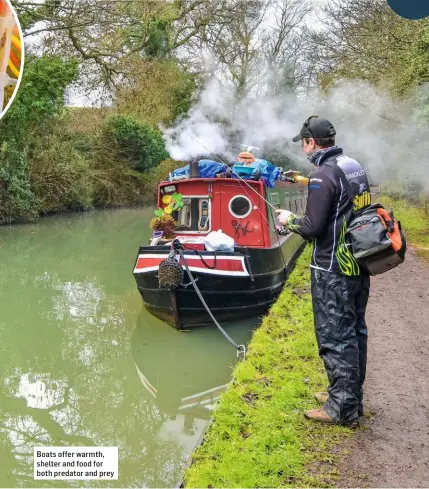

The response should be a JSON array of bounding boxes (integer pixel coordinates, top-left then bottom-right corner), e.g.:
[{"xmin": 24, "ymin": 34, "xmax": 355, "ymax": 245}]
[{"xmin": 133, "ymin": 232, "xmax": 305, "ymax": 329}]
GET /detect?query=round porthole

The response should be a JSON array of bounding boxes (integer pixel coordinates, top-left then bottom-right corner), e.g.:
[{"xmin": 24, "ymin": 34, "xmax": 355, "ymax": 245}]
[{"xmin": 229, "ymin": 195, "xmax": 252, "ymax": 218}]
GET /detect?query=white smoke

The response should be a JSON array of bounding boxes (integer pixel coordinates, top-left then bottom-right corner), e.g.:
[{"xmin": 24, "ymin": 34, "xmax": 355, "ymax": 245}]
[
  {"xmin": 163, "ymin": 76, "xmax": 429, "ymax": 190},
  {"xmin": 317, "ymin": 81, "xmax": 426, "ymax": 187},
  {"xmin": 163, "ymin": 78, "xmax": 305, "ymax": 163}
]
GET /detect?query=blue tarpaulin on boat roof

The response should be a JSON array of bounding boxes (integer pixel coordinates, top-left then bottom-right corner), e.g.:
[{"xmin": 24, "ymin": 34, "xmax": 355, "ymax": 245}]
[
  {"xmin": 237, "ymin": 159, "xmax": 282, "ymax": 188},
  {"xmin": 199, "ymin": 160, "xmax": 226, "ymax": 176},
  {"xmin": 169, "ymin": 158, "xmax": 281, "ymax": 187},
  {"xmin": 169, "ymin": 160, "xmax": 225, "ymax": 180},
  {"xmin": 231, "ymin": 159, "xmax": 281, "ymax": 188}
]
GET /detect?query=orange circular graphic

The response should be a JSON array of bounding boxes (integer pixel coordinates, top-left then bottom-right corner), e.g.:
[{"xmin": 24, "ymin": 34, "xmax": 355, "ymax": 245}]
[{"xmin": 0, "ymin": 0, "xmax": 24, "ymax": 117}]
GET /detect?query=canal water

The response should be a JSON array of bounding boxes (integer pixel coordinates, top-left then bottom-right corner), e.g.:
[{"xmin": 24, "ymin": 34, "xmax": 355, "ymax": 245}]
[{"xmin": 0, "ymin": 208, "xmax": 258, "ymax": 488}]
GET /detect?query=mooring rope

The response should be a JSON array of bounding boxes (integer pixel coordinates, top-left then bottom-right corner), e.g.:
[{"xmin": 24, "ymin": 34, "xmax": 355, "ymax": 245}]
[
  {"xmin": 175, "ymin": 242, "xmax": 246, "ymax": 360},
  {"xmin": 182, "ymin": 244, "xmax": 218, "ymax": 269}
]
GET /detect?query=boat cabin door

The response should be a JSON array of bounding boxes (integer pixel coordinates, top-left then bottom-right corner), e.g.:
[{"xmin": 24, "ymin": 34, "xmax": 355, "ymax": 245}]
[{"xmin": 220, "ymin": 182, "xmax": 265, "ymax": 247}]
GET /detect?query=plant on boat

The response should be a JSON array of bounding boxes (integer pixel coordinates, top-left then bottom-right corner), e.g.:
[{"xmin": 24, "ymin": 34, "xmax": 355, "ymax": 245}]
[{"xmin": 149, "ymin": 214, "xmax": 176, "ymax": 238}]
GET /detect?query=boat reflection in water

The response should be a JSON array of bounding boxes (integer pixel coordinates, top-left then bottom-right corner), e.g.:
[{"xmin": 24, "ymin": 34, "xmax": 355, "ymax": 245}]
[{"xmin": 131, "ymin": 309, "xmax": 258, "ymax": 468}]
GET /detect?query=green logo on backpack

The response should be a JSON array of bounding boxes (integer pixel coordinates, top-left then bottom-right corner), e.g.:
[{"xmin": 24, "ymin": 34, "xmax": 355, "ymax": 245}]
[{"xmin": 337, "ymin": 217, "xmax": 361, "ymax": 276}]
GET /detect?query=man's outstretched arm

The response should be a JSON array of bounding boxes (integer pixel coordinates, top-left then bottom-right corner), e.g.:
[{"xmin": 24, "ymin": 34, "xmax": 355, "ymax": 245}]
[{"xmin": 277, "ymin": 169, "xmax": 336, "ymax": 239}]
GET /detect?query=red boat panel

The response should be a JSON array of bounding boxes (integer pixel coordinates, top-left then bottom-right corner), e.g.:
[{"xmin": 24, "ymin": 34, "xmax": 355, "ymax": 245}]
[
  {"xmin": 158, "ymin": 178, "xmax": 271, "ymax": 248},
  {"xmin": 134, "ymin": 253, "xmax": 249, "ymax": 276},
  {"xmin": 219, "ymin": 181, "xmax": 268, "ymax": 247}
]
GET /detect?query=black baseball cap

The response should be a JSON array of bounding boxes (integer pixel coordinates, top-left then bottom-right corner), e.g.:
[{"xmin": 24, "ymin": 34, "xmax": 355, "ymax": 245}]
[{"xmin": 292, "ymin": 116, "xmax": 336, "ymax": 142}]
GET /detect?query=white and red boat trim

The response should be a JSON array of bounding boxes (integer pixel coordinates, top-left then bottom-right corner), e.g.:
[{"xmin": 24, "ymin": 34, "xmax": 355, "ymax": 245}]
[{"xmin": 133, "ymin": 253, "xmax": 249, "ymax": 277}]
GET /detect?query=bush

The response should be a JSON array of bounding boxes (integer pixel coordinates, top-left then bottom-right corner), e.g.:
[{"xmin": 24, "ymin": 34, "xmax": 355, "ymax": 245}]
[
  {"xmin": 91, "ymin": 158, "xmax": 145, "ymax": 208},
  {"xmin": 138, "ymin": 158, "xmax": 186, "ymax": 202},
  {"xmin": 403, "ymin": 178, "xmax": 423, "ymax": 206},
  {"xmin": 1, "ymin": 54, "xmax": 79, "ymax": 140},
  {"xmin": 103, "ymin": 115, "xmax": 169, "ymax": 172},
  {"xmin": 383, "ymin": 179, "xmax": 425, "ymax": 207},
  {"xmin": 28, "ymin": 134, "xmax": 94, "ymax": 213},
  {"xmin": 382, "ymin": 181, "xmax": 407, "ymax": 201},
  {"xmin": 0, "ymin": 142, "xmax": 37, "ymax": 222},
  {"xmin": 113, "ymin": 59, "xmax": 197, "ymax": 126},
  {"xmin": 0, "ymin": 54, "xmax": 79, "ymax": 223}
]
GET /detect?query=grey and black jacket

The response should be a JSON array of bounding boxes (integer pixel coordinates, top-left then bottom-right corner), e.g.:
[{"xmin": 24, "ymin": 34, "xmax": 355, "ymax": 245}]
[{"xmin": 291, "ymin": 146, "xmax": 370, "ymax": 276}]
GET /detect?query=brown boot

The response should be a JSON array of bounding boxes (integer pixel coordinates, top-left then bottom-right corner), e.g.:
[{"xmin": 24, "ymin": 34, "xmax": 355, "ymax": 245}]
[
  {"xmin": 304, "ymin": 408, "xmax": 334, "ymax": 423},
  {"xmin": 314, "ymin": 392, "xmax": 328, "ymax": 404}
]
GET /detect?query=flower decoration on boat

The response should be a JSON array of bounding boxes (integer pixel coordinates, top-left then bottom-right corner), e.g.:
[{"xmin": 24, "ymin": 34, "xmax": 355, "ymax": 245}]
[
  {"xmin": 153, "ymin": 192, "xmax": 184, "ymax": 217},
  {"xmin": 149, "ymin": 214, "xmax": 176, "ymax": 239},
  {"xmin": 170, "ymin": 192, "xmax": 184, "ymax": 211}
]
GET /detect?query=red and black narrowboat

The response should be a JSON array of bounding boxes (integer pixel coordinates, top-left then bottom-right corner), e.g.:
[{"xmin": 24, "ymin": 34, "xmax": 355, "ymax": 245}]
[{"xmin": 133, "ymin": 157, "xmax": 307, "ymax": 329}]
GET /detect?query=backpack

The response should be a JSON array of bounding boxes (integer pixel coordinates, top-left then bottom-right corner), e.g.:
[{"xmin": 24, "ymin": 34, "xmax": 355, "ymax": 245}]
[
  {"xmin": 346, "ymin": 203, "xmax": 407, "ymax": 275},
  {"xmin": 334, "ymin": 165, "xmax": 407, "ymax": 276}
]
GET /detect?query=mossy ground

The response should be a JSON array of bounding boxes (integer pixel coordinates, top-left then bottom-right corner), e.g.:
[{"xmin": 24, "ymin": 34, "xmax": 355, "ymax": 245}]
[
  {"xmin": 381, "ymin": 196, "xmax": 429, "ymax": 262},
  {"xmin": 184, "ymin": 247, "xmax": 352, "ymax": 488}
]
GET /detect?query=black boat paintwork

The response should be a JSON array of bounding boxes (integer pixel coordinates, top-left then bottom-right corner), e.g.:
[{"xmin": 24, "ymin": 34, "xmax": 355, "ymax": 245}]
[{"xmin": 133, "ymin": 232, "xmax": 305, "ymax": 329}]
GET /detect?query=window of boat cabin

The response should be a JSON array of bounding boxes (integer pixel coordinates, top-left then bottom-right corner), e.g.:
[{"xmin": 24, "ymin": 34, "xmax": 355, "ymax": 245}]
[{"xmin": 173, "ymin": 197, "xmax": 210, "ymax": 232}]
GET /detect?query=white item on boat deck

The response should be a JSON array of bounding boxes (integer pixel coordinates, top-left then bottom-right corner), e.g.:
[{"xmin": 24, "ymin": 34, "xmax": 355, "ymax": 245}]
[{"xmin": 203, "ymin": 230, "xmax": 234, "ymax": 252}]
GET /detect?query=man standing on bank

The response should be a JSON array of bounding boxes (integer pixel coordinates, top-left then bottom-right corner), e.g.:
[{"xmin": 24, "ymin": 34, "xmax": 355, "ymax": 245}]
[{"xmin": 276, "ymin": 116, "xmax": 371, "ymax": 426}]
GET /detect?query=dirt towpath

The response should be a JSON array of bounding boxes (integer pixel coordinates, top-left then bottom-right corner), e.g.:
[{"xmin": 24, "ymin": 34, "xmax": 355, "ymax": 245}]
[{"xmin": 337, "ymin": 249, "xmax": 429, "ymax": 487}]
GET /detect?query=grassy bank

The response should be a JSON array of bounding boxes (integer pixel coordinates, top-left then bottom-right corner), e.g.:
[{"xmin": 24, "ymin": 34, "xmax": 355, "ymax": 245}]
[
  {"xmin": 184, "ymin": 247, "xmax": 351, "ymax": 488},
  {"xmin": 381, "ymin": 196, "xmax": 429, "ymax": 262}
]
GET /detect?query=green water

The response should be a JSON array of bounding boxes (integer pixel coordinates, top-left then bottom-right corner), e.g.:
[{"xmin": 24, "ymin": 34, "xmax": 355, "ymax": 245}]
[{"xmin": 0, "ymin": 209, "xmax": 257, "ymax": 488}]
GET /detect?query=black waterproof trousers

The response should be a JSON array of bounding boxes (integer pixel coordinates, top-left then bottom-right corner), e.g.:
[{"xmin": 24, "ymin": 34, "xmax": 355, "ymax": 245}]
[{"xmin": 311, "ymin": 268, "xmax": 370, "ymax": 425}]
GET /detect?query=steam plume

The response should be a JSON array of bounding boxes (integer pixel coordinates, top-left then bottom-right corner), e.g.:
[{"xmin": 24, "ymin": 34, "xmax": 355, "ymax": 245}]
[{"xmin": 163, "ymin": 77, "xmax": 429, "ymax": 189}]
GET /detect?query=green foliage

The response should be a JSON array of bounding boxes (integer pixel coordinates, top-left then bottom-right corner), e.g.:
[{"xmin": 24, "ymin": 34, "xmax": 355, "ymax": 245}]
[
  {"xmin": 138, "ymin": 158, "xmax": 185, "ymax": 201},
  {"xmin": 169, "ymin": 70, "xmax": 196, "ymax": 121},
  {"xmin": 103, "ymin": 115, "xmax": 169, "ymax": 172},
  {"xmin": 1, "ymin": 54, "xmax": 78, "ymax": 138},
  {"xmin": 0, "ymin": 54, "xmax": 79, "ymax": 223},
  {"xmin": 382, "ymin": 181, "xmax": 407, "ymax": 202},
  {"xmin": 403, "ymin": 179, "xmax": 424, "ymax": 206},
  {"xmin": 381, "ymin": 195, "xmax": 429, "ymax": 261},
  {"xmin": 113, "ymin": 60, "xmax": 197, "ymax": 126},
  {"xmin": 382, "ymin": 180, "xmax": 425, "ymax": 207},
  {"xmin": 145, "ymin": 19, "xmax": 172, "ymax": 58},
  {"xmin": 185, "ymin": 247, "xmax": 351, "ymax": 488},
  {"xmin": 314, "ymin": 1, "xmax": 429, "ymax": 99},
  {"xmin": 16, "ymin": 1, "xmax": 63, "ymax": 32},
  {"xmin": 28, "ymin": 133, "xmax": 94, "ymax": 213},
  {"xmin": 395, "ymin": 24, "xmax": 429, "ymax": 96},
  {"xmin": 0, "ymin": 142, "xmax": 37, "ymax": 222},
  {"xmin": 412, "ymin": 87, "xmax": 429, "ymax": 126}
]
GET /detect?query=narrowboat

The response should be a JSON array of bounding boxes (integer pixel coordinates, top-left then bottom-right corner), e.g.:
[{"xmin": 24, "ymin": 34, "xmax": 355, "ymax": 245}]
[{"xmin": 133, "ymin": 155, "xmax": 307, "ymax": 329}]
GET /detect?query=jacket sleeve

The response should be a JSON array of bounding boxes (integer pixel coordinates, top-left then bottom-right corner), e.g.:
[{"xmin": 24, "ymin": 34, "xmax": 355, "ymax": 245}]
[{"xmin": 290, "ymin": 168, "xmax": 336, "ymax": 239}]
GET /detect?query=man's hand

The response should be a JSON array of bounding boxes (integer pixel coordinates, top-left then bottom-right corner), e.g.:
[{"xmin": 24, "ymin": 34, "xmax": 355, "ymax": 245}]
[
  {"xmin": 283, "ymin": 170, "xmax": 301, "ymax": 178},
  {"xmin": 281, "ymin": 170, "xmax": 301, "ymax": 182},
  {"xmin": 275, "ymin": 209, "xmax": 294, "ymax": 226},
  {"xmin": 281, "ymin": 170, "xmax": 309, "ymax": 184}
]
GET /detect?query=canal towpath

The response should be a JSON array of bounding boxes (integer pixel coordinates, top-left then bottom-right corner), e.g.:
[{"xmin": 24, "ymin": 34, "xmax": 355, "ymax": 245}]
[{"xmin": 337, "ymin": 247, "xmax": 429, "ymax": 487}]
